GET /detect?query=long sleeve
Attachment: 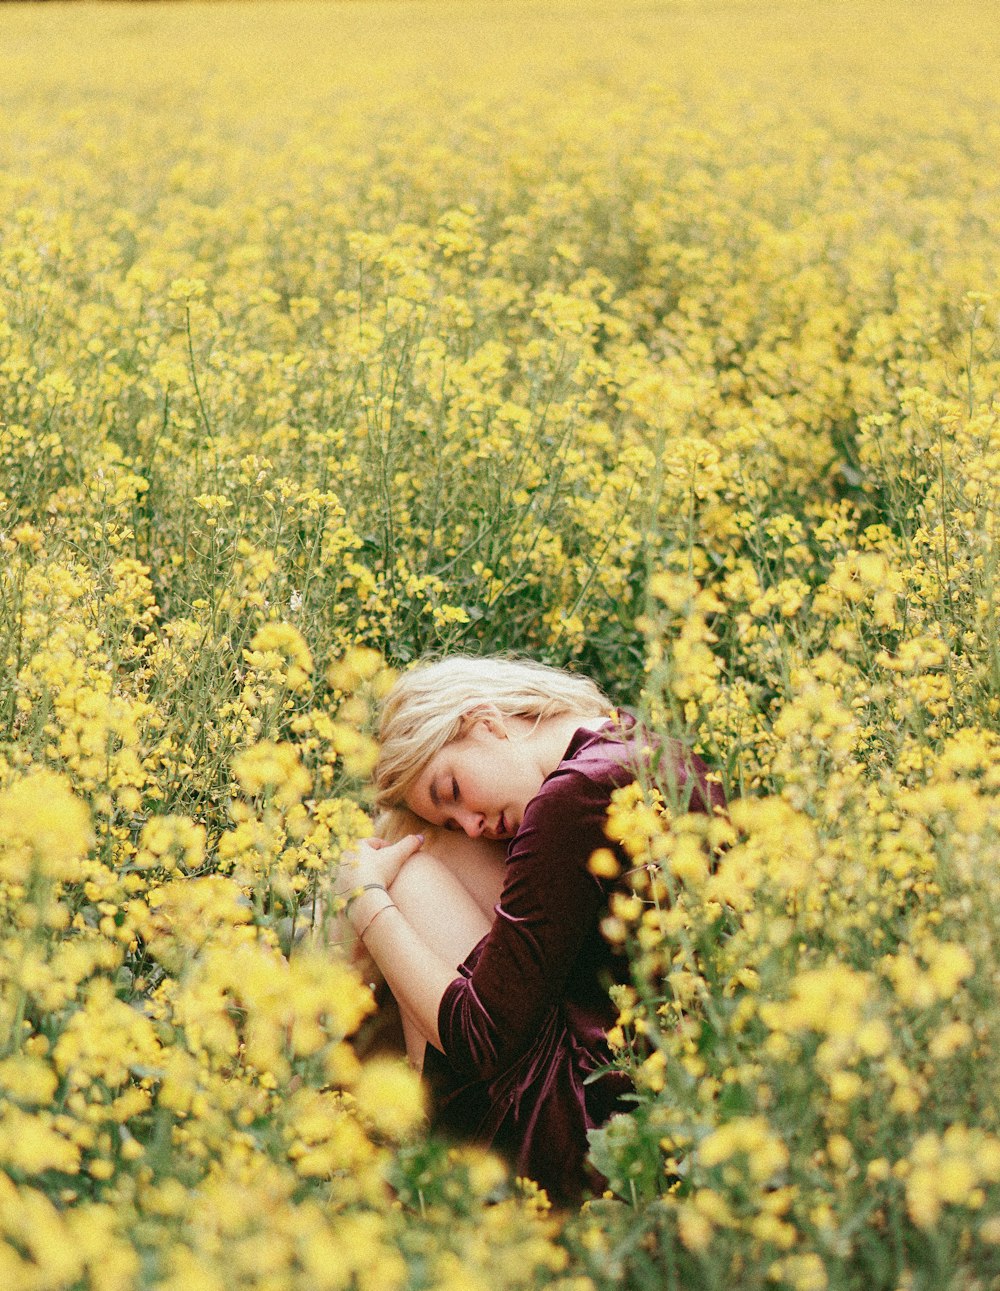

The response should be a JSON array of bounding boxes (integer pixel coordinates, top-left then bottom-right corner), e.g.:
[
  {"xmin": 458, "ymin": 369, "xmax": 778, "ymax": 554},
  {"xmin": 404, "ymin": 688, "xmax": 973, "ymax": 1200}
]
[{"xmin": 437, "ymin": 763, "xmax": 625, "ymax": 1082}]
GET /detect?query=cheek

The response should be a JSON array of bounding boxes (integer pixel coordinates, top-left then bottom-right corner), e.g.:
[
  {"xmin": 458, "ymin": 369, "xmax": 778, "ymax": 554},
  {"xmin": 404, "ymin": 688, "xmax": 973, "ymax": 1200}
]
[
  {"xmin": 514, "ymin": 763, "xmax": 544, "ymax": 807},
  {"xmin": 490, "ymin": 758, "xmax": 518, "ymax": 801}
]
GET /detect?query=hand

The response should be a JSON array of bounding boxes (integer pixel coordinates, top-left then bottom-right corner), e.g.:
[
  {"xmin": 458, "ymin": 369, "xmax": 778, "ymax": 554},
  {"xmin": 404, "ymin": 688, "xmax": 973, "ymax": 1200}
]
[{"xmin": 334, "ymin": 833, "xmax": 425, "ymax": 897}]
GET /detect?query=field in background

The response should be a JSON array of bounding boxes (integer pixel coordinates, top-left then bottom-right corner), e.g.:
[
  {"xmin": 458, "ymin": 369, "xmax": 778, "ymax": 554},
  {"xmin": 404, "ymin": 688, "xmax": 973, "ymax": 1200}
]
[{"xmin": 1, "ymin": 3, "xmax": 999, "ymax": 1288}]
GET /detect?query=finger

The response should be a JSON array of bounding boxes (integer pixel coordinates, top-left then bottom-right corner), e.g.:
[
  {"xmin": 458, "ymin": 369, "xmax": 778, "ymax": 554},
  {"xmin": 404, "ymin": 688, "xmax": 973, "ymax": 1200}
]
[
  {"xmin": 388, "ymin": 832, "xmax": 425, "ymax": 854},
  {"xmin": 367, "ymin": 837, "xmax": 386, "ymax": 850}
]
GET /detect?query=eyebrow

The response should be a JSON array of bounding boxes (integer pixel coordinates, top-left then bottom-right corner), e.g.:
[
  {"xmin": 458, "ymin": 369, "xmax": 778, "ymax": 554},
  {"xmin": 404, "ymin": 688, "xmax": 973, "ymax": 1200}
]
[{"xmin": 429, "ymin": 780, "xmax": 440, "ymax": 808}]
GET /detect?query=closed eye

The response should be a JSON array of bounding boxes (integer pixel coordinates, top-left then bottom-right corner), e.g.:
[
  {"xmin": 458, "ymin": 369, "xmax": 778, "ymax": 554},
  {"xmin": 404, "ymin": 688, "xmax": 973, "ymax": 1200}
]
[{"xmin": 439, "ymin": 777, "xmax": 461, "ymax": 830}]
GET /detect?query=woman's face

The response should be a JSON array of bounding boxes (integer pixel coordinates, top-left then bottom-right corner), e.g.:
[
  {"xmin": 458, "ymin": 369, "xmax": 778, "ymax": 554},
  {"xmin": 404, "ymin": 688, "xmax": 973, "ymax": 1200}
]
[{"xmin": 406, "ymin": 715, "xmax": 545, "ymax": 840}]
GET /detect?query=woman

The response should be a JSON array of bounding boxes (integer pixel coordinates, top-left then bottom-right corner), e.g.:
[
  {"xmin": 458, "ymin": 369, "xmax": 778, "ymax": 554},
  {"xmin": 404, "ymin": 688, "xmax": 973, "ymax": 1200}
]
[{"xmin": 335, "ymin": 656, "xmax": 724, "ymax": 1203}]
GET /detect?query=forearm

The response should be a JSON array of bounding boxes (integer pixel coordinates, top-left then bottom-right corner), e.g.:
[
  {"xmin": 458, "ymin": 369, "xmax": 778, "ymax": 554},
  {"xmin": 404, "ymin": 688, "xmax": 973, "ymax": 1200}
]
[{"xmin": 347, "ymin": 889, "xmax": 456, "ymax": 1052}]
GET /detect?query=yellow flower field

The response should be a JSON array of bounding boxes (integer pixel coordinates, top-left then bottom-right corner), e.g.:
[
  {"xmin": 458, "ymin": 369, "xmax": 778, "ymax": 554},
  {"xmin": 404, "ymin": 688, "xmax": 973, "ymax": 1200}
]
[{"xmin": 1, "ymin": 1, "xmax": 999, "ymax": 1287}]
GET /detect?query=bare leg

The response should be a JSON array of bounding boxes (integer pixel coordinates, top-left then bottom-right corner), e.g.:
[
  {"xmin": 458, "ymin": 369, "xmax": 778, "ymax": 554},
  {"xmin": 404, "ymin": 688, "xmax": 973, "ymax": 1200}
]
[
  {"xmin": 418, "ymin": 828, "xmax": 507, "ymax": 919},
  {"xmin": 388, "ymin": 836, "xmax": 506, "ymax": 1069}
]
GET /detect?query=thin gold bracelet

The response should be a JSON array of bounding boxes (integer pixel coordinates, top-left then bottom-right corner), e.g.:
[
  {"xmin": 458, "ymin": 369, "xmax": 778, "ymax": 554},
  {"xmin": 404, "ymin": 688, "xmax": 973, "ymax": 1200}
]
[{"xmin": 358, "ymin": 900, "xmax": 395, "ymax": 941}]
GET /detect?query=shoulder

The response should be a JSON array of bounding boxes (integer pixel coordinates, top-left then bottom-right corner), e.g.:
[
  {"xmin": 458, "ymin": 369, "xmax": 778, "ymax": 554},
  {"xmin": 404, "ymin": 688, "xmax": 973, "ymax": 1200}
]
[
  {"xmin": 520, "ymin": 719, "xmax": 647, "ymax": 831},
  {"xmin": 506, "ymin": 762, "xmax": 617, "ymax": 890},
  {"xmin": 555, "ymin": 713, "xmax": 655, "ymax": 786},
  {"xmin": 557, "ymin": 714, "xmax": 727, "ymax": 817}
]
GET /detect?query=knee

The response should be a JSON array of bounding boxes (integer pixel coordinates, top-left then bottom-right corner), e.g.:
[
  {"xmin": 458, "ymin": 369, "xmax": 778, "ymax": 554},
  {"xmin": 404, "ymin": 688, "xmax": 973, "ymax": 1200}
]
[
  {"xmin": 388, "ymin": 846, "xmax": 453, "ymax": 903},
  {"xmin": 422, "ymin": 828, "xmax": 506, "ymax": 870}
]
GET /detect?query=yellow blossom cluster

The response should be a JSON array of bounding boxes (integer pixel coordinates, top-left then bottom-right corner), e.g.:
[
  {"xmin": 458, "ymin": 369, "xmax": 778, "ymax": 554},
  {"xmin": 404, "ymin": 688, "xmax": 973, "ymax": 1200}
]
[{"xmin": 2, "ymin": 0, "xmax": 1000, "ymax": 1288}]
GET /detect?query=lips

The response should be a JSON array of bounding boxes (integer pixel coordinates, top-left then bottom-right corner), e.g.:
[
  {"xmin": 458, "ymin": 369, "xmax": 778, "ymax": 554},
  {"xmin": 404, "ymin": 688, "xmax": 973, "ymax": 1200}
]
[{"xmin": 486, "ymin": 811, "xmax": 515, "ymax": 841}]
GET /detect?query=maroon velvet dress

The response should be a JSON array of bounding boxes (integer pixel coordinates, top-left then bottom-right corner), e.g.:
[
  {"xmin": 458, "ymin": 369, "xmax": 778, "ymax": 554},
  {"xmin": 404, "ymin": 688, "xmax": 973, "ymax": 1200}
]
[{"xmin": 423, "ymin": 714, "xmax": 725, "ymax": 1204}]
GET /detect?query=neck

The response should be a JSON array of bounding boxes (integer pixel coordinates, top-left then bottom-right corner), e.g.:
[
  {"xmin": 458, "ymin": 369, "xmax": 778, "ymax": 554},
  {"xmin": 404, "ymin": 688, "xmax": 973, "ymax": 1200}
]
[{"xmin": 513, "ymin": 710, "xmax": 608, "ymax": 781}]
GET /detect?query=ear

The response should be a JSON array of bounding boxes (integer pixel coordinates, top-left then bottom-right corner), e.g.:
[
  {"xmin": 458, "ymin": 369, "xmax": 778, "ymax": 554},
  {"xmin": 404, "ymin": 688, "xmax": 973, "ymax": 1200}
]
[{"xmin": 457, "ymin": 703, "xmax": 507, "ymax": 741}]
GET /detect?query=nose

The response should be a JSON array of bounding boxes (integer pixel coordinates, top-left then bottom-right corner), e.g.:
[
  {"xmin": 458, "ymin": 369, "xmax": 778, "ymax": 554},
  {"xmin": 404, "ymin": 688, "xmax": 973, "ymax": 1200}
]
[{"xmin": 456, "ymin": 808, "xmax": 485, "ymax": 838}]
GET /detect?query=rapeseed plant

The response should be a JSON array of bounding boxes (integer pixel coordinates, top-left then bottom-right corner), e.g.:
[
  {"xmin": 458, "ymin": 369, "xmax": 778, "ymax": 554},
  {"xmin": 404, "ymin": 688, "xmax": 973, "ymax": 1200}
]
[{"xmin": 1, "ymin": 0, "xmax": 999, "ymax": 1286}]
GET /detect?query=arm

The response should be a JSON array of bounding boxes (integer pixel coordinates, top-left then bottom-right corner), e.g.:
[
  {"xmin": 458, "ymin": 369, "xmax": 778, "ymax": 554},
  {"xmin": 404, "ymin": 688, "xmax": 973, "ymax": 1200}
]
[
  {"xmin": 346, "ymin": 894, "xmax": 456, "ymax": 1050},
  {"xmin": 336, "ymin": 835, "xmax": 479, "ymax": 1053},
  {"xmin": 438, "ymin": 768, "xmax": 620, "ymax": 1081}
]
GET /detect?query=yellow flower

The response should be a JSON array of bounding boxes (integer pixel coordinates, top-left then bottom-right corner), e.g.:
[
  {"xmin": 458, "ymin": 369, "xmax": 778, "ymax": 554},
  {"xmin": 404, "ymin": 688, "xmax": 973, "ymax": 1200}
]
[
  {"xmin": 856, "ymin": 1018, "xmax": 892, "ymax": 1058},
  {"xmin": 246, "ymin": 621, "xmax": 314, "ymax": 692},
  {"xmin": 587, "ymin": 847, "xmax": 622, "ymax": 879},
  {"xmin": 981, "ymin": 1216, "xmax": 1000, "ymax": 1244},
  {"xmin": 827, "ymin": 1070, "xmax": 863, "ymax": 1103},
  {"xmin": 0, "ymin": 1105, "xmax": 81, "ymax": 1175},
  {"xmin": 928, "ymin": 1020, "xmax": 973, "ymax": 1060},
  {"xmin": 327, "ymin": 647, "xmax": 391, "ymax": 693},
  {"xmin": 167, "ymin": 276, "xmax": 207, "ymax": 301},
  {"xmin": 232, "ymin": 741, "xmax": 311, "ymax": 807},
  {"xmin": 352, "ymin": 1057, "xmax": 426, "ymax": 1142},
  {"xmin": 676, "ymin": 1202, "xmax": 713, "ymax": 1252},
  {"xmin": 0, "ymin": 1055, "xmax": 59, "ymax": 1106},
  {"xmin": 774, "ymin": 1254, "xmax": 828, "ymax": 1291},
  {"xmin": 698, "ymin": 1116, "xmax": 788, "ymax": 1182},
  {"xmin": 924, "ymin": 942, "xmax": 975, "ymax": 998},
  {"xmin": 137, "ymin": 814, "xmax": 206, "ymax": 872},
  {"xmin": 0, "ymin": 770, "xmax": 92, "ymax": 883}
]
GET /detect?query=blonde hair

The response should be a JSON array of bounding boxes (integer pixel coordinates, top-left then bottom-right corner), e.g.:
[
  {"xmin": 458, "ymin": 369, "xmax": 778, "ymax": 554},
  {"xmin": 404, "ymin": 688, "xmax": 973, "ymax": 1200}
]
[{"xmin": 373, "ymin": 655, "xmax": 611, "ymax": 815}]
